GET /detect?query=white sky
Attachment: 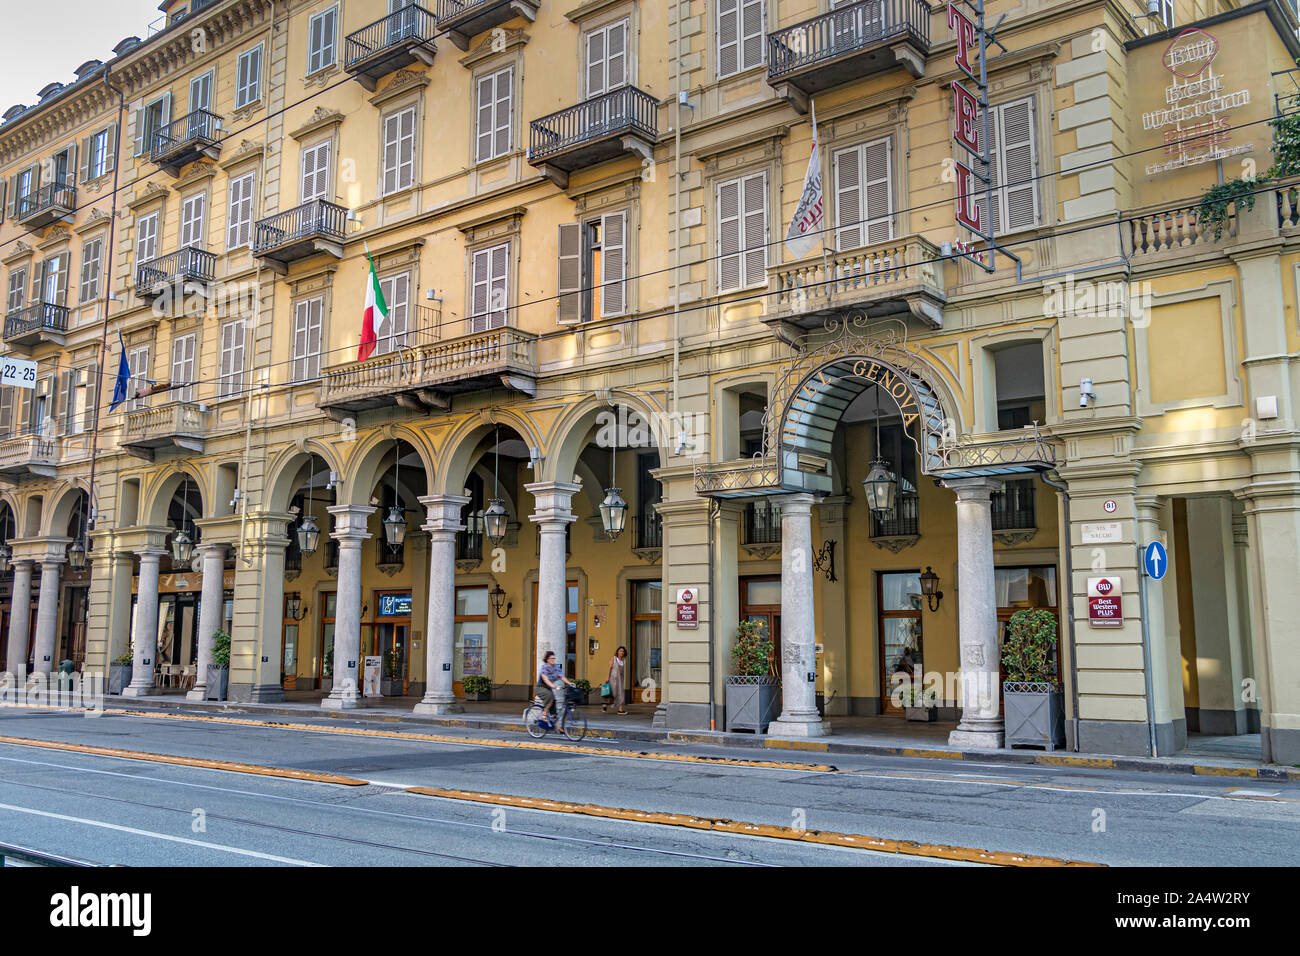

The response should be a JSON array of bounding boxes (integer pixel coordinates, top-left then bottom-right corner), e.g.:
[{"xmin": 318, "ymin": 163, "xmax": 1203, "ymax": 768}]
[{"xmin": 0, "ymin": 0, "xmax": 164, "ymax": 109}]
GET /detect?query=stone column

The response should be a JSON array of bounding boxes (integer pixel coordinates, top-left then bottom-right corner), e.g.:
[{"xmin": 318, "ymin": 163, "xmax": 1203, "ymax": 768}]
[
  {"xmin": 122, "ymin": 550, "xmax": 165, "ymax": 697},
  {"xmin": 526, "ymin": 481, "xmax": 580, "ymax": 677},
  {"xmin": 414, "ymin": 494, "xmax": 468, "ymax": 715},
  {"xmin": 815, "ymin": 495, "xmax": 851, "ymax": 716},
  {"xmin": 29, "ymin": 557, "xmax": 64, "ymax": 678},
  {"xmin": 945, "ymin": 478, "xmax": 1004, "ymax": 749},
  {"xmin": 106, "ymin": 550, "xmax": 135, "ymax": 670},
  {"xmin": 4, "ymin": 560, "xmax": 34, "ymax": 677},
  {"xmin": 768, "ymin": 493, "xmax": 828, "ymax": 737},
  {"xmin": 187, "ymin": 542, "xmax": 227, "ymax": 700},
  {"xmin": 322, "ymin": 505, "xmax": 373, "ymax": 710}
]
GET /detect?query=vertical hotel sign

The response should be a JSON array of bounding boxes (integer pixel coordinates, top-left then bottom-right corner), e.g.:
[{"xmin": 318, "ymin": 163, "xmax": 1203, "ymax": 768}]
[{"xmin": 947, "ymin": 1, "xmax": 993, "ymax": 271}]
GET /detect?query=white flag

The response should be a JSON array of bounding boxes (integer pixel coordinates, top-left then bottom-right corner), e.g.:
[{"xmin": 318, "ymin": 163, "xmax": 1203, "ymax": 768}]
[{"xmin": 784, "ymin": 103, "xmax": 825, "ymax": 260}]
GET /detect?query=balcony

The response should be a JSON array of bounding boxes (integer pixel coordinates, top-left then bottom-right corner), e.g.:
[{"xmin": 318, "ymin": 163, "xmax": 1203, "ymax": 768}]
[
  {"xmin": 528, "ymin": 86, "xmax": 657, "ymax": 188},
  {"xmin": 344, "ymin": 4, "xmax": 436, "ymax": 91},
  {"xmin": 3, "ymin": 303, "xmax": 70, "ymax": 350},
  {"xmin": 742, "ymin": 501, "xmax": 783, "ymax": 559},
  {"xmin": 149, "ymin": 109, "xmax": 222, "ymax": 175},
  {"xmin": 121, "ymin": 401, "xmax": 211, "ymax": 461},
  {"xmin": 438, "ymin": 0, "xmax": 540, "ymax": 52},
  {"xmin": 253, "ymin": 200, "xmax": 347, "ymax": 273},
  {"xmin": 870, "ymin": 491, "xmax": 919, "ymax": 552},
  {"xmin": 631, "ymin": 511, "xmax": 663, "ymax": 563},
  {"xmin": 767, "ymin": 0, "xmax": 931, "ymax": 109},
  {"xmin": 135, "ymin": 247, "xmax": 217, "ymax": 302},
  {"xmin": 991, "ymin": 477, "xmax": 1037, "ymax": 545},
  {"xmin": 767, "ymin": 234, "xmax": 947, "ymax": 332},
  {"xmin": 14, "ymin": 182, "xmax": 76, "ymax": 230},
  {"xmin": 693, "ymin": 455, "xmax": 781, "ymax": 498},
  {"xmin": 0, "ymin": 434, "xmax": 57, "ymax": 479},
  {"xmin": 318, "ymin": 323, "xmax": 539, "ymax": 419}
]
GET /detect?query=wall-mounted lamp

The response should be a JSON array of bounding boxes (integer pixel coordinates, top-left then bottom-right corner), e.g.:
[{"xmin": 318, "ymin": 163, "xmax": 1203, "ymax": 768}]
[
  {"xmin": 919, "ymin": 566, "xmax": 944, "ymax": 612},
  {"xmin": 813, "ymin": 540, "xmax": 837, "ymax": 582},
  {"xmin": 489, "ymin": 582, "xmax": 512, "ymax": 620},
  {"xmin": 286, "ymin": 593, "xmax": 308, "ymax": 621}
]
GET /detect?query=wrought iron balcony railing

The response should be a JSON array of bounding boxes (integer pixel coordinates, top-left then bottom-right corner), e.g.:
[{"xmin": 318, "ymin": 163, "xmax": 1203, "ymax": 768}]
[
  {"xmin": 528, "ymin": 86, "xmax": 657, "ymax": 179},
  {"xmin": 871, "ymin": 492, "xmax": 919, "ymax": 538},
  {"xmin": 991, "ymin": 478, "xmax": 1037, "ymax": 532},
  {"xmin": 3, "ymin": 302, "xmax": 70, "ymax": 345},
  {"xmin": 437, "ymin": 0, "xmax": 540, "ymax": 51},
  {"xmin": 344, "ymin": 4, "xmax": 436, "ymax": 88},
  {"xmin": 743, "ymin": 502, "xmax": 783, "ymax": 546},
  {"xmin": 14, "ymin": 182, "xmax": 76, "ymax": 228},
  {"xmin": 253, "ymin": 199, "xmax": 348, "ymax": 270},
  {"xmin": 149, "ymin": 108, "xmax": 222, "ymax": 170},
  {"xmin": 632, "ymin": 512, "xmax": 663, "ymax": 551},
  {"xmin": 136, "ymin": 246, "xmax": 217, "ymax": 300}
]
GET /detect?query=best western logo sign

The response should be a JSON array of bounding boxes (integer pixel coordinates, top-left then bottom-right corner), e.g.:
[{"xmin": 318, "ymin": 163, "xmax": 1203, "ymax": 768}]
[{"xmin": 1087, "ymin": 576, "xmax": 1123, "ymax": 628}]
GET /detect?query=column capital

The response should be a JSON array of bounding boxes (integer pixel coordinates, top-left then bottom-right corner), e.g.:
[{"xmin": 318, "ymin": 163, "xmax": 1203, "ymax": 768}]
[
  {"xmin": 419, "ymin": 494, "xmax": 470, "ymax": 533},
  {"xmin": 194, "ymin": 540, "xmax": 230, "ymax": 558},
  {"xmin": 328, "ymin": 504, "xmax": 375, "ymax": 540},
  {"xmin": 774, "ymin": 492, "xmax": 816, "ymax": 515},
  {"xmin": 136, "ymin": 547, "xmax": 168, "ymax": 561},
  {"xmin": 10, "ymin": 536, "xmax": 71, "ymax": 565},
  {"xmin": 525, "ymin": 480, "xmax": 581, "ymax": 525},
  {"xmin": 943, "ymin": 476, "xmax": 1003, "ymax": 499}
]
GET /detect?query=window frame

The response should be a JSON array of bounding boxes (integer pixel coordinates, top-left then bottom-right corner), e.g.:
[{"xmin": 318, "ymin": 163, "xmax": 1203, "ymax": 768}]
[
  {"xmin": 79, "ymin": 236, "xmax": 104, "ymax": 304},
  {"xmin": 716, "ymin": 0, "xmax": 766, "ymax": 80},
  {"xmin": 970, "ymin": 95, "xmax": 1041, "ymax": 238},
  {"xmin": 380, "ymin": 105, "xmax": 417, "ymax": 195},
  {"xmin": 469, "ymin": 241, "xmax": 510, "ymax": 333},
  {"xmin": 227, "ymin": 170, "xmax": 256, "ymax": 250},
  {"xmin": 218, "ymin": 318, "xmax": 247, "ymax": 400},
  {"xmin": 291, "ymin": 294, "xmax": 326, "ymax": 383},
  {"xmin": 715, "ymin": 169, "xmax": 769, "ymax": 294},
  {"xmin": 179, "ymin": 192, "xmax": 207, "ymax": 249},
  {"xmin": 300, "ymin": 138, "xmax": 333, "ymax": 203},
  {"xmin": 136, "ymin": 210, "xmax": 160, "ymax": 264},
  {"xmin": 474, "ymin": 65, "xmax": 514, "ymax": 164},
  {"xmin": 6, "ymin": 267, "xmax": 28, "ymax": 316},
  {"xmin": 307, "ymin": 5, "xmax": 339, "ymax": 76},
  {"xmin": 235, "ymin": 44, "xmax": 264, "ymax": 111}
]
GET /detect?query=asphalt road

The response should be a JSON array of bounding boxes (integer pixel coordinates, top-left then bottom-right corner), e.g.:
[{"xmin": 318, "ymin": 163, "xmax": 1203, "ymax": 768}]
[{"xmin": 0, "ymin": 708, "xmax": 1296, "ymax": 866}]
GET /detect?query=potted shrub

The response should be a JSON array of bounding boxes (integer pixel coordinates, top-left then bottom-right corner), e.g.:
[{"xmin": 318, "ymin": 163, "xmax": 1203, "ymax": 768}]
[
  {"xmin": 381, "ymin": 649, "xmax": 404, "ymax": 697},
  {"xmin": 572, "ymin": 678, "xmax": 592, "ymax": 705},
  {"xmin": 109, "ymin": 646, "xmax": 133, "ymax": 695},
  {"xmin": 462, "ymin": 675, "xmax": 492, "ymax": 702},
  {"xmin": 321, "ymin": 646, "xmax": 333, "ymax": 694},
  {"xmin": 725, "ymin": 620, "xmax": 779, "ymax": 733},
  {"xmin": 902, "ymin": 685, "xmax": 939, "ymax": 722},
  {"xmin": 1001, "ymin": 608, "xmax": 1066, "ymax": 750},
  {"xmin": 205, "ymin": 630, "xmax": 231, "ymax": 701}
]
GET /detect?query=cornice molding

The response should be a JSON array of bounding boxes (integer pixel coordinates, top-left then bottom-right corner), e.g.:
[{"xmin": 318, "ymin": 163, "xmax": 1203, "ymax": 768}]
[
  {"xmin": 217, "ymin": 139, "xmax": 266, "ymax": 170},
  {"xmin": 126, "ymin": 180, "xmax": 170, "ymax": 212},
  {"xmin": 173, "ymin": 161, "xmax": 219, "ymax": 191},
  {"xmin": 368, "ymin": 69, "xmax": 432, "ymax": 109},
  {"xmin": 458, "ymin": 28, "xmax": 531, "ymax": 69},
  {"xmin": 2, "ymin": 241, "xmax": 34, "ymax": 266},
  {"xmin": 74, "ymin": 208, "xmax": 114, "ymax": 235},
  {"xmin": 289, "ymin": 106, "xmax": 346, "ymax": 142}
]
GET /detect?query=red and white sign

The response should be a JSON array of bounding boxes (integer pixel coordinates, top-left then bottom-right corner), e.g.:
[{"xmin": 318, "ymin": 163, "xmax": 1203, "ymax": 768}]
[
  {"xmin": 676, "ymin": 588, "xmax": 698, "ymax": 629},
  {"xmin": 1087, "ymin": 576, "xmax": 1123, "ymax": 628}
]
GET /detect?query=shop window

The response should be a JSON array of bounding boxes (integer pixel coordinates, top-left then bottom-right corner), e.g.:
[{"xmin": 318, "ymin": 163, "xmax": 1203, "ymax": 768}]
[
  {"xmin": 878, "ymin": 570, "xmax": 923, "ymax": 714},
  {"xmin": 454, "ymin": 587, "xmax": 489, "ymax": 686},
  {"xmin": 630, "ymin": 580, "xmax": 662, "ymax": 703},
  {"xmin": 996, "ymin": 565, "xmax": 1059, "ymax": 680},
  {"xmin": 992, "ymin": 341, "xmax": 1046, "ymax": 431}
]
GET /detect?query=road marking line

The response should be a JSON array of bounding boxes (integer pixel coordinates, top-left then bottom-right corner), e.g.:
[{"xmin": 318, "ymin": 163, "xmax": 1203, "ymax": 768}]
[
  {"xmin": 402, "ymin": 785, "xmax": 1103, "ymax": 867},
  {"xmin": 0, "ymin": 801, "xmax": 323, "ymax": 866},
  {"xmin": 0, "ymin": 735, "xmax": 369, "ymax": 786}
]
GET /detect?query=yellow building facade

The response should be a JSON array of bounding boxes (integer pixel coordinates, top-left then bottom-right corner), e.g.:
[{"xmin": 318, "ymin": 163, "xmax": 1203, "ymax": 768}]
[{"xmin": 0, "ymin": 0, "xmax": 1297, "ymax": 761}]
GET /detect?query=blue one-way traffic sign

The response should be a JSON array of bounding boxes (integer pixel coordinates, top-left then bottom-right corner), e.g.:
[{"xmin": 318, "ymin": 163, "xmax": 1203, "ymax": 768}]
[{"xmin": 1143, "ymin": 541, "xmax": 1168, "ymax": 580}]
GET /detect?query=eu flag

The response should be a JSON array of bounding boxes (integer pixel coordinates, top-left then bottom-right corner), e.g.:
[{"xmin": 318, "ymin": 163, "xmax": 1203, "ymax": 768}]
[{"xmin": 108, "ymin": 331, "xmax": 130, "ymax": 411}]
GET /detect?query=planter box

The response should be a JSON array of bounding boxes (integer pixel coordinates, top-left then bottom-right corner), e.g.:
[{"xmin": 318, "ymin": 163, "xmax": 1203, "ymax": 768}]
[
  {"xmin": 205, "ymin": 666, "xmax": 230, "ymax": 701},
  {"xmin": 381, "ymin": 679, "xmax": 404, "ymax": 697},
  {"xmin": 463, "ymin": 690, "xmax": 491, "ymax": 701},
  {"xmin": 320, "ymin": 678, "xmax": 333, "ymax": 694},
  {"xmin": 904, "ymin": 705, "xmax": 938, "ymax": 722},
  {"xmin": 725, "ymin": 676, "xmax": 780, "ymax": 733},
  {"xmin": 1004, "ymin": 682, "xmax": 1066, "ymax": 750},
  {"xmin": 108, "ymin": 664, "xmax": 132, "ymax": 695}
]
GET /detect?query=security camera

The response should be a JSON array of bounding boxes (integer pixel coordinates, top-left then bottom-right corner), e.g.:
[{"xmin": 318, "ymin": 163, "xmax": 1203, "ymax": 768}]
[{"xmin": 1079, "ymin": 377, "xmax": 1097, "ymax": 408}]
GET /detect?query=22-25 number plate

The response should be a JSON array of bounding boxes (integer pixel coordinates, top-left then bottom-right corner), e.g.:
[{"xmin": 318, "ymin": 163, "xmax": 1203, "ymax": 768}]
[{"xmin": 0, "ymin": 357, "xmax": 37, "ymax": 389}]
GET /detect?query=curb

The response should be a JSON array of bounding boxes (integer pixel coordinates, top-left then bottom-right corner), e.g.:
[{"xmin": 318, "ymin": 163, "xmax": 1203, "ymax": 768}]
[{"xmin": 96, "ymin": 696, "xmax": 1300, "ymax": 782}]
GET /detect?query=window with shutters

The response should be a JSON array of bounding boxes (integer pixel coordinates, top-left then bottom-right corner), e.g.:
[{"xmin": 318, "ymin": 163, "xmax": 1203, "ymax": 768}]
[
  {"xmin": 236, "ymin": 45, "xmax": 263, "ymax": 110},
  {"xmin": 717, "ymin": 0, "xmax": 765, "ymax": 79},
  {"xmin": 585, "ymin": 20, "xmax": 629, "ymax": 98},
  {"xmin": 833, "ymin": 137, "xmax": 894, "ymax": 251},
  {"xmin": 381, "ymin": 106, "xmax": 416, "ymax": 195},
  {"xmin": 180, "ymin": 193, "xmax": 206, "ymax": 248},
  {"xmin": 137, "ymin": 211, "xmax": 159, "ymax": 264},
  {"xmin": 475, "ymin": 67, "xmax": 513, "ymax": 163},
  {"xmin": 83, "ymin": 126, "xmax": 114, "ymax": 181},
  {"xmin": 716, "ymin": 171, "xmax": 768, "ymax": 293},
  {"xmin": 378, "ymin": 272, "xmax": 411, "ymax": 352},
  {"xmin": 172, "ymin": 333, "xmax": 197, "ymax": 404},
  {"xmin": 291, "ymin": 296, "xmax": 325, "ymax": 382},
  {"xmin": 50, "ymin": 144, "xmax": 76, "ymax": 188},
  {"xmin": 970, "ymin": 96, "xmax": 1040, "ymax": 237},
  {"xmin": 137, "ymin": 95, "xmax": 170, "ymax": 157},
  {"xmin": 219, "ymin": 319, "xmax": 246, "ymax": 400},
  {"xmin": 190, "ymin": 71, "xmax": 212, "ymax": 113},
  {"xmin": 36, "ymin": 254, "xmax": 69, "ymax": 306},
  {"xmin": 128, "ymin": 346, "xmax": 150, "ymax": 412},
  {"xmin": 556, "ymin": 211, "xmax": 628, "ymax": 324},
  {"xmin": 470, "ymin": 242, "xmax": 510, "ymax": 333},
  {"xmin": 79, "ymin": 238, "xmax": 103, "ymax": 304},
  {"xmin": 227, "ymin": 172, "xmax": 255, "ymax": 249},
  {"xmin": 308, "ymin": 6, "xmax": 338, "ymax": 75},
  {"xmin": 0, "ymin": 387, "xmax": 13, "ymax": 437},
  {"xmin": 6, "ymin": 269, "xmax": 26, "ymax": 316},
  {"xmin": 301, "ymin": 140, "xmax": 332, "ymax": 202},
  {"xmin": 60, "ymin": 368, "xmax": 89, "ymax": 436},
  {"xmin": 14, "ymin": 167, "xmax": 35, "ymax": 206}
]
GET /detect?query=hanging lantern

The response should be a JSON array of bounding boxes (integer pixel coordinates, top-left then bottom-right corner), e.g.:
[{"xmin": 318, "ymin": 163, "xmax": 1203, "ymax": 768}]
[
  {"xmin": 600, "ymin": 487, "xmax": 628, "ymax": 541},
  {"xmin": 483, "ymin": 498, "xmax": 509, "ymax": 547},
  {"xmin": 297, "ymin": 513, "xmax": 321, "ymax": 557},
  {"xmin": 0, "ymin": 543, "xmax": 11, "ymax": 574},
  {"xmin": 383, "ymin": 506, "xmax": 407, "ymax": 547},
  {"xmin": 67, "ymin": 539, "xmax": 88, "ymax": 573},
  {"xmin": 171, "ymin": 527, "xmax": 194, "ymax": 565},
  {"xmin": 862, "ymin": 456, "xmax": 898, "ymax": 520}
]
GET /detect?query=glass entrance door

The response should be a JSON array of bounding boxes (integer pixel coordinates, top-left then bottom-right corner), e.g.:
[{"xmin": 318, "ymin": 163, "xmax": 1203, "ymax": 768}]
[
  {"xmin": 373, "ymin": 591, "xmax": 412, "ymax": 694},
  {"xmin": 878, "ymin": 571, "xmax": 923, "ymax": 715},
  {"xmin": 629, "ymin": 580, "xmax": 662, "ymax": 704}
]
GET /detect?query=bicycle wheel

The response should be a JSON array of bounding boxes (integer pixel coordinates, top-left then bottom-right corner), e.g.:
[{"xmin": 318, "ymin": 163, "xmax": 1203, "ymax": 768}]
[
  {"xmin": 523, "ymin": 704, "xmax": 548, "ymax": 738},
  {"xmin": 562, "ymin": 706, "xmax": 587, "ymax": 741}
]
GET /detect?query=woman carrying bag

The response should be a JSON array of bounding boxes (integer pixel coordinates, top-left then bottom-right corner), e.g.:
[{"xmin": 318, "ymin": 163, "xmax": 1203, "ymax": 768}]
[{"xmin": 601, "ymin": 646, "xmax": 628, "ymax": 715}]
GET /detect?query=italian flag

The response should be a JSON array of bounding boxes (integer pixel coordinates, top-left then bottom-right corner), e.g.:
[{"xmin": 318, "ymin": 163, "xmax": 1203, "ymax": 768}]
[{"xmin": 358, "ymin": 252, "xmax": 388, "ymax": 362}]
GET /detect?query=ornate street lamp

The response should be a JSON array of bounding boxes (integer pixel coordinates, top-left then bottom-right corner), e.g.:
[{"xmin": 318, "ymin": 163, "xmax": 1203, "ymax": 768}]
[
  {"xmin": 171, "ymin": 474, "xmax": 195, "ymax": 565},
  {"xmin": 0, "ymin": 541, "xmax": 11, "ymax": 574},
  {"xmin": 483, "ymin": 425, "xmax": 510, "ymax": 547},
  {"xmin": 489, "ymin": 582, "xmax": 512, "ymax": 619},
  {"xmin": 862, "ymin": 394, "xmax": 898, "ymax": 521},
  {"xmin": 600, "ymin": 436, "xmax": 628, "ymax": 541},
  {"xmin": 919, "ymin": 566, "xmax": 944, "ymax": 612},
  {"xmin": 67, "ymin": 539, "xmax": 88, "ymax": 572},
  {"xmin": 296, "ymin": 513, "xmax": 321, "ymax": 557},
  {"xmin": 383, "ymin": 440, "xmax": 407, "ymax": 548}
]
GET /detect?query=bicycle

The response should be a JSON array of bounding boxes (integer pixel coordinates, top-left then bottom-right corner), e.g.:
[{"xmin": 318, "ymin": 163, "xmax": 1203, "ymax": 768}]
[{"xmin": 523, "ymin": 686, "xmax": 587, "ymax": 741}]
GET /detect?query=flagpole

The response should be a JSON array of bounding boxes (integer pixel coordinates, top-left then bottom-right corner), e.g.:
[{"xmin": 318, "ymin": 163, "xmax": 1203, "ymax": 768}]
[{"xmin": 812, "ymin": 100, "xmax": 834, "ymax": 297}]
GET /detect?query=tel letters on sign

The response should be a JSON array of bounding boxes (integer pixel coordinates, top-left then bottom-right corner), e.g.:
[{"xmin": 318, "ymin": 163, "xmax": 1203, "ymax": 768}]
[{"xmin": 1087, "ymin": 576, "xmax": 1123, "ymax": 627}]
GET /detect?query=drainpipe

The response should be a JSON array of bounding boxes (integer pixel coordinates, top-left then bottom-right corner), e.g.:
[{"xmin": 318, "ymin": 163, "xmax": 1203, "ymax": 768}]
[
  {"xmin": 707, "ymin": 498, "xmax": 718, "ymax": 730},
  {"xmin": 1039, "ymin": 471, "xmax": 1080, "ymax": 752}
]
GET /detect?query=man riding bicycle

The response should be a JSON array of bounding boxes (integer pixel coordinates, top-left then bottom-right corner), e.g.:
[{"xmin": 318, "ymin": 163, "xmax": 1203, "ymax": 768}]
[{"xmin": 536, "ymin": 650, "xmax": 573, "ymax": 721}]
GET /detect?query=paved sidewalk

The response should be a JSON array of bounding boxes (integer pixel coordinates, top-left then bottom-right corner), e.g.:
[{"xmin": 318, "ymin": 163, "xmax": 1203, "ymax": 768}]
[{"xmin": 98, "ymin": 689, "xmax": 1299, "ymax": 781}]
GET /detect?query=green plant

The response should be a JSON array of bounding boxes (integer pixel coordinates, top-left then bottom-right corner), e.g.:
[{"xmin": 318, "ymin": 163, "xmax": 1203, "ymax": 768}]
[
  {"xmin": 383, "ymin": 648, "xmax": 401, "ymax": 679},
  {"xmin": 114, "ymin": 645, "xmax": 133, "ymax": 666},
  {"xmin": 462, "ymin": 675, "xmax": 492, "ymax": 696},
  {"xmin": 573, "ymin": 678, "xmax": 592, "ymax": 697},
  {"xmin": 1197, "ymin": 98, "xmax": 1300, "ymax": 240},
  {"xmin": 1001, "ymin": 608, "xmax": 1059, "ymax": 684},
  {"xmin": 731, "ymin": 620, "xmax": 773, "ymax": 677},
  {"xmin": 210, "ymin": 630, "xmax": 232, "ymax": 667},
  {"xmin": 900, "ymin": 684, "xmax": 936, "ymax": 708},
  {"xmin": 323, "ymin": 645, "xmax": 333, "ymax": 678}
]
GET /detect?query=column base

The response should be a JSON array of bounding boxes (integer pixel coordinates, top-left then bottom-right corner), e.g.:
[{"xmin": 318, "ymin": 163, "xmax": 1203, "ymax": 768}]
[
  {"xmin": 185, "ymin": 687, "xmax": 207, "ymax": 701},
  {"xmin": 247, "ymin": 684, "xmax": 285, "ymax": 704},
  {"xmin": 321, "ymin": 690, "xmax": 363, "ymax": 710},
  {"xmin": 768, "ymin": 714, "xmax": 830, "ymax": 737},
  {"xmin": 412, "ymin": 697, "xmax": 463, "ymax": 716},
  {"xmin": 121, "ymin": 685, "xmax": 156, "ymax": 698},
  {"xmin": 948, "ymin": 728, "xmax": 1005, "ymax": 750}
]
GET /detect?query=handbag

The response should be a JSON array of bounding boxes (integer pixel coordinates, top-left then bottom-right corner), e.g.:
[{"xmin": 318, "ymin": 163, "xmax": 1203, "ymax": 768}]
[{"xmin": 600, "ymin": 682, "xmax": 613, "ymax": 698}]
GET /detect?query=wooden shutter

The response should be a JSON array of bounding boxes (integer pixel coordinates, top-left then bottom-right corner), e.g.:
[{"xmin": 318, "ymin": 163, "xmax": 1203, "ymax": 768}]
[
  {"xmin": 476, "ymin": 73, "xmax": 496, "ymax": 163},
  {"xmin": 128, "ymin": 346, "xmax": 150, "ymax": 410},
  {"xmin": 228, "ymin": 172, "xmax": 254, "ymax": 248},
  {"xmin": 834, "ymin": 145, "xmax": 861, "ymax": 251},
  {"xmin": 601, "ymin": 211, "xmax": 626, "ymax": 316},
  {"xmin": 380, "ymin": 272, "xmax": 409, "ymax": 349},
  {"xmin": 717, "ymin": 178, "xmax": 742, "ymax": 292},
  {"xmin": 60, "ymin": 371, "xmax": 73, "ymax": 434},
  {"xmin": 863, "ymin": 138, "xmax": 893, "ymax": 244},
  {"xmin": 0, "ymin": 386, "xmax": 12, "ymax": 434},
  {"xmin": 220, "ymin": 320, "xmax": 245, "ymax": 398},
  {"xmin": 717, "ymin": 0, "xmax": 740, "ymax": 78},
  {"xmin": 80, "ymin": 239, "xmax": 101, "ymax": 303},
  {"xmin": 180, "ymin": 194, "xmax": 205, "ymax": 247},
  {"xmin": 586, "ymin": 28, "xmax": 607, "ymax": 97},
  {"xmin": 80, "ymin": 135, "xmax": 93, "ymax": 183},
  {"xmin": 0, "ymin": 179, "xmax": 5, "ymax": 223},
  {"xmin": 493, "ymin": 68, "xmax": 512, "ymax": 158},
  {"xmin": 301, "ymin": 141, "xmax": 330, "ymax": 201},
  {"xmin": 471, "ymin": 248, "xmax": 490, "ymax": 332},
  {"xmin": 740, "ymin": 0, "xmax": 764, "ymax": 72},
  {"xmin": 972, "ymin": 108, "xmax": 998, "ymax": 237},
  {"xmin": 398, "ymin": 108, "xmax": 415, "ymax": 189},
  {"xmin": 137, "ymin": 213, "xmax": 158, "ymax": 263},
  {"xmin": 606, "ymin": 21, "xmax": 627, "ymax": 91},
  {"xmin": 309, "ymin": 9, "xmax": 335, "ymax": 74},
  {"xmin": 999, "ymin": 98, "xmax": 1039, "ymax": 233},
  {"xmin": 556, "ymin": 222, "xmax": 583, "ymax": 325},
  {"xmin": 133, "ymin": 107, "xmax": 146, "ymax": 157},
  {"xmin": 172, "ymin": 334, "xmax": 196, "ymax": 403},
  {"xmin": 159, "ymin": 93, "xmax": 172, "ymax": 136},
  {"xmin": 103, "ymin": 123, "xmax": 117, "ymax": 175},
  {"xmin": 742, "ymin": 172, "xmax": 767, "ymax": 288}
]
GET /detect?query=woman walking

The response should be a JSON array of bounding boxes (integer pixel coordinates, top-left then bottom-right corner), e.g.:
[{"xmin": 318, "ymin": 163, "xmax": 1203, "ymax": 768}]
[{"xmin": 602, "ymin": 646, "xmax": 628, "ymax": 715}]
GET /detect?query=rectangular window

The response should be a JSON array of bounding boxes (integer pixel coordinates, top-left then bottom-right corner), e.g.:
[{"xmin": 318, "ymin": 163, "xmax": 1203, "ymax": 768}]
[
  {"xmin": 308, "ymin": 6, "xmax": 338, "ymax": 75},
  {"xmin": 454, "ymin": 587, "xmax": 489, "ymax": 684},
  {"xmin": 1160, "ymin": 0, "xmax": 1174, "ymax": 28},
  {"xmin": 378, "ymin": 272, "xmax": 411, "ymax": 352},
  {"xmin": 470, "ymin": 243, "xmax": 509, "ymax": 333},
  {"xmin": 556, "ymin": 211, "xmax": 627, "ymax": 324},
  {"xmin": 833, "ymin": 137, "xmax": 893, "ymax": 251},
  {"xmin": 219, "ymin": 319, "xmax": 246, "ymax": 400},
  {"xmin": 971, "ymin": 97, "xmax": 1040, "ymax": 237},
  {"xmin": 227, "ymin": 172, "xmax": 255, "ymax": 249},
  {"xmin": 236, "ymin": 45, "xmax": 263, "ymax": 110},
  {"xmin": 136, "ymin": 94, "xmax": 171, "ymax": 157},
  {"xmin": 171, "ymin": 333, "xmax": 197, "ymax": 404},
  {"xmin": 717, "ymin": 0, "xmax": 764, "ymax": 79},
  {"xmin": 585, "ymin": 19, "xmax": 628, "ymax": 98},
  {"xmin": 292, "ymin": 296, "xmax": 324, "ymax": 382},
  {"xmin": 381, "ymin": 106, "xmax": 416, "ymax": 194},
  {"xmin": 716, "ymin": 171, "xmax": 768, "ymax": 293},
  {"xmin": 36, "ymin": 254, "xmax": 69, "ymax": 306},
  {"xmin": 878, "ymin": 570, "xmax": 923, "ymax": 713},
  {"xmin": 128, "ymin": 345, "xmax": 150, "ymax": 412},
  {"xmin": 137, "ymin": 211, "xmax": 159, "ymax": 263},
  {"xmin": 190, "ymin": 71, "xmax": 212, "ymax": 113},
  {"xmin": 475, "ymin": 66, "xmax": 513, "ymax": 163},
  {"xmin": 180, "ymin": 193, "xmax": 206, "ymax": 248},
  {"xmin": 79, "ymin": 238, "xmax": 103, "ymax": 304},
  {"xmin": 6, "ymin": 269, "xmax": 27, "ymax": 315},
  {"xmin": 82, "ymin": 126, "xmax": 115, "ymax": 181},
  {"xmin": 301, "ymin": 140, "xmax": 331, "ymax": 202}
]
